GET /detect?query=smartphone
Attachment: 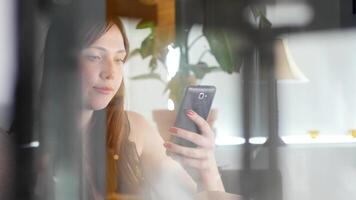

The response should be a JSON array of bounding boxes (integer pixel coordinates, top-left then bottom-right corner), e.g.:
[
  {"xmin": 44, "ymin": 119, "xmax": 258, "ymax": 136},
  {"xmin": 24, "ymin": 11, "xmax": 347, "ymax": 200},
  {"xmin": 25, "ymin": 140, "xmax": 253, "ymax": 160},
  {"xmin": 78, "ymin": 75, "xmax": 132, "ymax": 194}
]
[{"xmin": 171, "ymin": 85, "xmax": 216, "ymax": 147}]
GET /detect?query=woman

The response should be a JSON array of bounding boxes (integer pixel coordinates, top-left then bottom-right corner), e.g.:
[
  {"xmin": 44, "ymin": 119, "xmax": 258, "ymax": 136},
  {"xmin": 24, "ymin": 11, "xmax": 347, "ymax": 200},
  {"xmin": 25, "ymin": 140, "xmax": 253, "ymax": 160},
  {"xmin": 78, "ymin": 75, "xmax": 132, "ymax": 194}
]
[{"xmin": 40, "ymin": 15, "xmax": 225, "ymax": 199}]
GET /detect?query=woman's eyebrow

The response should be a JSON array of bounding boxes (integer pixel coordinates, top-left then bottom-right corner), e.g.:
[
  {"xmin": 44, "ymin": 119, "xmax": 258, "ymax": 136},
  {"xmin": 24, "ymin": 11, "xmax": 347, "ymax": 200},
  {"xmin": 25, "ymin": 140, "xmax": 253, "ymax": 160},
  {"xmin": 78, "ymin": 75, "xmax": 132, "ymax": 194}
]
[{"xmin": 89, "ymin": 46, "xmax": 126, "ymax": 54}]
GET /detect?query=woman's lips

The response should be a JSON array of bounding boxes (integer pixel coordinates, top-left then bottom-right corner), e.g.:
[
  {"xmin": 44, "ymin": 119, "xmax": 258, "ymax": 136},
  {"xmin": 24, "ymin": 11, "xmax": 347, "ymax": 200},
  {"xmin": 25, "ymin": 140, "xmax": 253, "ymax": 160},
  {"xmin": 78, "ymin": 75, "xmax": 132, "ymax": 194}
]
[{"xmin": 93, "ymin": 87, "xmax": 113, "ymax": 95}]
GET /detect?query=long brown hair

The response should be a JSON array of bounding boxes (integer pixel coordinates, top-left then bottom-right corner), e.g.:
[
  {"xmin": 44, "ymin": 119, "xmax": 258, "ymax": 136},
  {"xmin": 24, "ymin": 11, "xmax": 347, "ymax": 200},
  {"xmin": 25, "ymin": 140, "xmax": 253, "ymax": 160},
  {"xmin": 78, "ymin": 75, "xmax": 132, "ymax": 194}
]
[
  {"xmin": 99, "ymin": 18, "xmax": 130, "ymax": 195},
  {"xmin": 75, "ymin": 16, "xmax": 131, "ymax": 197},
  {"xmin": 43, "ymin": 14, "xmax": 130, "ymax": 197},
  {"xmin": 83, "ymin": 18, "xmax": 131, "ymax": 195}
]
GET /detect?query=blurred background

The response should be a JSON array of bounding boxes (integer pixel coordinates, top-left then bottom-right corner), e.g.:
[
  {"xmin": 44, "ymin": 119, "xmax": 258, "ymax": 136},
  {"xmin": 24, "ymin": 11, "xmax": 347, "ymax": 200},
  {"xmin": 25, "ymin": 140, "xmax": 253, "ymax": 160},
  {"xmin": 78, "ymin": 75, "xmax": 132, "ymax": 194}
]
[{"xmin": 1, "ymin": 0, "xmax": 356, "ymax": 199}]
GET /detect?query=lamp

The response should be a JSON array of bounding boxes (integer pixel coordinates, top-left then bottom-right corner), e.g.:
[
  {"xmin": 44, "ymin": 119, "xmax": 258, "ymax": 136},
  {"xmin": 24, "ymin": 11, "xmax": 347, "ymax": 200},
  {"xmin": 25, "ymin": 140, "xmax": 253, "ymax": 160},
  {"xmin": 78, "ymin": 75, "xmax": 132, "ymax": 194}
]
[
  {"xmin": 263, "ymin": 38, "xmax": 309, "ymax": 147},
  {"xmin": 274, "ymin": 38, "xmax": 309, "ymax": 83}
]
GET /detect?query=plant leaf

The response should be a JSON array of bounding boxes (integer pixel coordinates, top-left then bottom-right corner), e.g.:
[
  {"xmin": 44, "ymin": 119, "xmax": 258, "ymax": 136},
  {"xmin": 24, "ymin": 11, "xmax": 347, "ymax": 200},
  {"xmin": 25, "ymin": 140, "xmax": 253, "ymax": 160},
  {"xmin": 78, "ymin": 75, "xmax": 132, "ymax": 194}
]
[
  {"xmin": 130, "ymin": 73, "xmax": 163, "ymax": 82},
  {"xmin": 149, "ymin": 57, "xmax": 158, "ymax": 72},
  {"xmin": 129, "ymin": 48, "xmax": 142, "ymax": 58},
  {"xmin": 249, "ymin": 5, "xmax": 271, "ymax": 30},
  {"xmin": 250, "ymin": 6, "xmax": 260, "ymax": 21},
  {"xmin": 140, "ymin": 33, "xmax": 155, "ymax": 58},
  {"xmin": 164, "ymin": 71, "xmax": 192, "ymax": 106},
  {"xmin": 259, "ymin": 14, "xmax": 272, "ymax": 30},
  {"xmin": 157, "ymin": 47, "xmax": 169, "ymax": 64},
  {"xmin": 250, "ymin": 5, "xmax": 266, "ymax": 19},
  {"xmin": 188, "ymin": 62, "xmax": 220, "ymax": 79},
  {"xmin": 136, "ymin": 20, "xmax": 155, "ymax": 30},
  {"xmin": 203, "ymin": 28, "xmax": 238, "ymax": 74}
]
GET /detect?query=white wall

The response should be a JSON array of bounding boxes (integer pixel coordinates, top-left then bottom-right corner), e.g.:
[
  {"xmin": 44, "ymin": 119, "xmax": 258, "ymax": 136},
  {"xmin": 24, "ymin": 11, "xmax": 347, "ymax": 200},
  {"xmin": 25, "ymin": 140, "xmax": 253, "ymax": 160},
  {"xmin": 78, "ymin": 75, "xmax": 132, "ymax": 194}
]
[
  {"xmin": 123, "ymin": 19, "xmax": 170, "ymax": 123},
  {"xmin": 278, "ymin": 29, "xmax": 356, "ymax": 136},
  {"xmin": 0, "ymin": 0, "xmax": 16, "ymax": 130}
]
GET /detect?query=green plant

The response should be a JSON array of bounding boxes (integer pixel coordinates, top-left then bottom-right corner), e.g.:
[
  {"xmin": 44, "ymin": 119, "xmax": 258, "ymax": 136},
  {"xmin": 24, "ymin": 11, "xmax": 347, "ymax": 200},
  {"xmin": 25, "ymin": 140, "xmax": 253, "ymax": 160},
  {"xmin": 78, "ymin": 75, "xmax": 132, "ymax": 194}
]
[{"xmin": 129, "ymin": 6, "xmax": 271, "ymax": 108}]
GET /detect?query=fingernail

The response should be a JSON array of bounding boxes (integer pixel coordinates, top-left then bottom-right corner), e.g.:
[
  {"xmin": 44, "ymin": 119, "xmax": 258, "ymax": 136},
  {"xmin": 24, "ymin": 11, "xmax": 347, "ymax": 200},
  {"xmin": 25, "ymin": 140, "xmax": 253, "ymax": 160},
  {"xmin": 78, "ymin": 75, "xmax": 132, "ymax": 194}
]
[
  {"xmin": 186, "ymin": 109, "xmax": 194, "ymax": 117},
  {"xmin": 163, "ymin": 143, "xmax": 171, "ymax": 148},
  {"xmin": 168, "ymin": 127, "xmax": 178, "ymax": 133}
]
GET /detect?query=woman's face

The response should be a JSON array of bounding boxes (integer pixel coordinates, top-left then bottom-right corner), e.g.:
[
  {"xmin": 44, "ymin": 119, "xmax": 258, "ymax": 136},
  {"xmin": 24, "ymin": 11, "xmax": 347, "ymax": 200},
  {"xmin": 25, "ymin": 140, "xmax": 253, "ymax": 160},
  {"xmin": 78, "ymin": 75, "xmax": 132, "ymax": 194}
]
[{"xmin": 79, "ymin": 24, "xmax": 126, "ymax": 110}]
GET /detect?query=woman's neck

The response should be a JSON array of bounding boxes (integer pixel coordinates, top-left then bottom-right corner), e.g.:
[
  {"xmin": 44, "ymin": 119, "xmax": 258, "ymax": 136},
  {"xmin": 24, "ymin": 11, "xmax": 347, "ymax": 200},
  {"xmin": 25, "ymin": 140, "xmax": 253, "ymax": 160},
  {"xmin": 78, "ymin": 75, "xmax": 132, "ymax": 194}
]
[{"xmin": 81, "ymin": 109, "xmax": 94, "ymax": 134}]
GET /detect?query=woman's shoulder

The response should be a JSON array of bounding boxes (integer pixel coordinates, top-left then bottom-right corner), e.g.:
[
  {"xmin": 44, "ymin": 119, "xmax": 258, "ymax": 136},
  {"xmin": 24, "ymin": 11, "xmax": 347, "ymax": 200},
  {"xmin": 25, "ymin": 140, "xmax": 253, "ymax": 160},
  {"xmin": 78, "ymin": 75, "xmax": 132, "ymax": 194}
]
[
  {"xmin": 125, "ymin": 111, "xmax": 156, "ymax": 156},
  {"xmin": 126, "ymin": 111, "xmax": 154, "ymax": 137},
  {"xmin": 125, "ymin": 111, "xmax": 166, "ymax": 157},
  {"xmin": 126, "ymin": 111, "xmax": 149, "ymax": 127}
]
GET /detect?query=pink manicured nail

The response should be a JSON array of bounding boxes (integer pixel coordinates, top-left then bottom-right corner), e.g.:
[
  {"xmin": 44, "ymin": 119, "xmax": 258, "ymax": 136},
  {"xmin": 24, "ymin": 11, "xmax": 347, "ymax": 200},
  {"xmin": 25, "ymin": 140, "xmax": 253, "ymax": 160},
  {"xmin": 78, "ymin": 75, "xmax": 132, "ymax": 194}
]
[
  {"xmin": 168, "ymin": 127, "xmax": 178, "ymax": 133},
  {"xmin": 163, "ymin": 143, "xmax": 171, "ymax": 148},
  {"xmin": 186, "ymin": 109, "xmax": 194, "ymax": 117}
]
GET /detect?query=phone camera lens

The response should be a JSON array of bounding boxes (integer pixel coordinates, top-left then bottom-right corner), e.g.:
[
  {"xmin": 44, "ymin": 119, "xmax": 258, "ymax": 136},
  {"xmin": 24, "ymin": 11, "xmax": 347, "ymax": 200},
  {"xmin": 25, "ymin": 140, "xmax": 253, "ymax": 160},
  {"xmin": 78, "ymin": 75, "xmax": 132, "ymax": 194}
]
[{"xmin": 198, "ymin": 93, "xmax": 205, "ymax": 99}]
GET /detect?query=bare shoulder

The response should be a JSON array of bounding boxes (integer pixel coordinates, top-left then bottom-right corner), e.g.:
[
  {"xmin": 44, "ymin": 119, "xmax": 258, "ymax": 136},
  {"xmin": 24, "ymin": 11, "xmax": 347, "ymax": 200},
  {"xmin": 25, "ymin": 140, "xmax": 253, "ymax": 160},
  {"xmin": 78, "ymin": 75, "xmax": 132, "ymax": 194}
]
[
  {"xmin": 126, "ymin": 111, "xmax": 149, "ymax": 126},
  {"xmin": 126, "ymin": 111, "xmax": 165, "ymax": 156},
  {"xmin": 126, "ymin": 111, "xmax": 156, "ymax": 156}
]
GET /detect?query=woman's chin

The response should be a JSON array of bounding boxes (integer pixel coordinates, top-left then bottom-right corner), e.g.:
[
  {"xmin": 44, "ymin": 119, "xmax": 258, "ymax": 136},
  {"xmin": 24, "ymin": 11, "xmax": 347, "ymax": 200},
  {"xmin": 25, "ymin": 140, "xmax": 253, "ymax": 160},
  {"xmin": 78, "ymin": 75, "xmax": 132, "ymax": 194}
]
[{"xmin": 89, "ymin": 101, "xmax": 110, "ymax": 111}]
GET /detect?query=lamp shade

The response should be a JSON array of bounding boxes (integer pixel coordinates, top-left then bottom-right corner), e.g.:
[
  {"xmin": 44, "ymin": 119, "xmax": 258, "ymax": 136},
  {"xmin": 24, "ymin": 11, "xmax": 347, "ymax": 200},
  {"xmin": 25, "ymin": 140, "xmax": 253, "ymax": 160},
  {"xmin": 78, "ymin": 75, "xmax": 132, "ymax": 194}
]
[{"xmin": 274, "ymin": 39, "xmax": 309, "ymax": 83}]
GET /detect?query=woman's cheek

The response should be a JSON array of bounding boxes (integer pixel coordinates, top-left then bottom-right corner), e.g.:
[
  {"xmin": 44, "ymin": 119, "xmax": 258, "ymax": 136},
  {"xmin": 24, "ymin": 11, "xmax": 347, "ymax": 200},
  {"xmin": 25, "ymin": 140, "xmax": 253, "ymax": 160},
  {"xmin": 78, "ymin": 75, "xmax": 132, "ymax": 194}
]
[
  {"xmin": 81, "ymin": 65, "xmax": 98, "ymax": 88},
  {"xmin": 113, "ymin": 68, "xmax": 124, "ymax": 91},
  {"xmin": 80, "ymin": 65, "xmax": 100, "ymax": 106}
]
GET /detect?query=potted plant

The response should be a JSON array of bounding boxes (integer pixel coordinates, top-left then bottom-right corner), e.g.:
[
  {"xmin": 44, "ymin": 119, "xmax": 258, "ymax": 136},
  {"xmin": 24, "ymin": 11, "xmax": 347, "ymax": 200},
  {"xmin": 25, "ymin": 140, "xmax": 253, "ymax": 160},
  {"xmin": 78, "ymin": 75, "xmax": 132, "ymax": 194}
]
[{"xmin": 129, "ymin": 5, "xmax": 271, "ymax": 140}]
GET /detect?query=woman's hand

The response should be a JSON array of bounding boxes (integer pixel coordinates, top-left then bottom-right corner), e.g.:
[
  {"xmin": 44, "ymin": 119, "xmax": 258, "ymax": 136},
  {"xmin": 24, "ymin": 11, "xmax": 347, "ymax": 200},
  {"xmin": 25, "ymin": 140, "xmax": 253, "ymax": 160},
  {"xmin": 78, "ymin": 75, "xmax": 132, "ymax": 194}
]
[{"xmin": 163, "ymin": 109, "xmax": 225, "ymax": 192}]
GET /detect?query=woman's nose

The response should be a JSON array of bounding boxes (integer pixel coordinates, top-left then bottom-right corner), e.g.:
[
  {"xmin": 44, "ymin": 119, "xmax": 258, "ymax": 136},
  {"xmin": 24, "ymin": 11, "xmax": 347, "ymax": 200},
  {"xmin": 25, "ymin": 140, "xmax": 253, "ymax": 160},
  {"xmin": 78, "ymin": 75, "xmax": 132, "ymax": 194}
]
[{"xmin": 100, "ymin": 59, "xmax": 115, "ymax": 80}]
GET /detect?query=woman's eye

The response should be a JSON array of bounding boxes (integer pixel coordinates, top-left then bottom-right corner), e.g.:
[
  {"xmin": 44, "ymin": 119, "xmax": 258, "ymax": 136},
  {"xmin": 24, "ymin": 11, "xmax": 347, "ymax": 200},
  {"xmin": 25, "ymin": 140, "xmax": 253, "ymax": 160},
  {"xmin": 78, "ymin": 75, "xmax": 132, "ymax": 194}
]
[
  {"xmin": 87, "ymin": 55, "xmax": 102, "ymax": 61},
  {"xmin": 114, "ymin": 58, "xmax": 124, "ymax": 65}
]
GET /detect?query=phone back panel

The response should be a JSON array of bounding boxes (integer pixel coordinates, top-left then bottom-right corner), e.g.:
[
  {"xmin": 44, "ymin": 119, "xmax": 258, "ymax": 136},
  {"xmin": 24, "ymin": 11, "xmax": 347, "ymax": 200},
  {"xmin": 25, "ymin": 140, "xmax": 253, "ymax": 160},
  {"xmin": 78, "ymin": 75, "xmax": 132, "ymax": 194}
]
[{"xmin": 173, "ymin": 85, "xmax": 216, "ymax": 147}]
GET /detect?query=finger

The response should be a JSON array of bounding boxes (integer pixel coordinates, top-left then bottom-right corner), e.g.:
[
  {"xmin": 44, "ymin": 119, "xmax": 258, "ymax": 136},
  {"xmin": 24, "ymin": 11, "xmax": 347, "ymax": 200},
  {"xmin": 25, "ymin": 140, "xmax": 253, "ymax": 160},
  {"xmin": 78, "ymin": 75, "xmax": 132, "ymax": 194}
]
[
  {"xmin": 165, "ymin": 149, "xmax": 172, "ymax": 157},
  {"xmin": 186, "ymin": 110, "xmax": 213, "ymax": 137},
  {"xmin": 168, "ymin": 152, "xmax": 183, "ymax": 162},
  {"xmin": 168, "ymin": 127, "xmax": 212, "ymax": 148},
  {"xmin": 164, "ymin": 142, "xmax": 209, "ymax": 159},
  {"xmin": 180, "ymin": 157, "xmax": 209, "ymax": 170}
]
